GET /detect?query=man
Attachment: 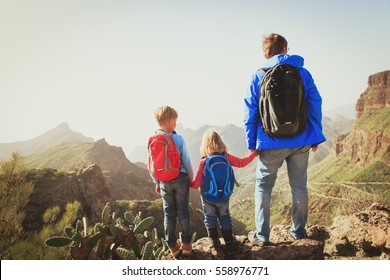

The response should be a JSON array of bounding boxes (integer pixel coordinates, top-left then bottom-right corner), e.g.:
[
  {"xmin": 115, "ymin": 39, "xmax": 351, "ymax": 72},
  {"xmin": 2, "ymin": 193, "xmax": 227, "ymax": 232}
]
[{"xmin": 243, "ymin": 33, "xmax": 326, "ymax": 246}]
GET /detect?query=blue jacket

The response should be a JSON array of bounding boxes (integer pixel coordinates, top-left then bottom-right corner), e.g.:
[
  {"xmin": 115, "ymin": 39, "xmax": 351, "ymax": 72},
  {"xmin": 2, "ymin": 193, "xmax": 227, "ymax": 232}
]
[
  {"xmin": 244, "ymin": 54, "xmax": 326, "ymax": 150},
  {"xmin": 149, "ymin": 129, "xmax": 194, "ymax": 184}
]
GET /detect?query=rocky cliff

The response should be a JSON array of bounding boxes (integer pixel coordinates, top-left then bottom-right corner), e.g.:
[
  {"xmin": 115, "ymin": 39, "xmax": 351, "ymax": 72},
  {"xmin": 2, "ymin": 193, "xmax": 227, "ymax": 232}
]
[
  {"xmin": 87, "ymin": 139, "xmax": 157, "ymax": 201},
  {"xmin": 23, "ymin": 164, "xmax": 115, "ymax": 231},
  {"xmin": 356, "ymin": 70, "xmax": 390, "ymax": 117},
  {"xmin": 334, "ymin": 70, "xmax": 390, "ymax": 165},
  {"xmin": 24, "ymin": 138, "xmax": 157, "ymax": 201}
]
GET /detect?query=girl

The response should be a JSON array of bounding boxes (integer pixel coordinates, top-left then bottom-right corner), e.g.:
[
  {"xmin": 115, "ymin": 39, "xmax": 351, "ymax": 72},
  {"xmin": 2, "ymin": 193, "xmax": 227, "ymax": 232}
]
[{"xmin": 190, "ymin": 130, "xmax": 257, "ymax": 250}]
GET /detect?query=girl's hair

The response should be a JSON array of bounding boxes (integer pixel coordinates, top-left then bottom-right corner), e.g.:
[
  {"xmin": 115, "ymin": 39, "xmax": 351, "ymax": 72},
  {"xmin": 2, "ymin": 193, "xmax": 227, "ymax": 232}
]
[
  {"xmin": 154, "ymin": 106, "xmax": 178, "ymax": 126},
  {"xmin": 262, "ymin": 33, "xmax": 288, "ymax": 59},
  {"xmin": 200, "ymin": 130, "xmax": 227, "ymax": 157}
]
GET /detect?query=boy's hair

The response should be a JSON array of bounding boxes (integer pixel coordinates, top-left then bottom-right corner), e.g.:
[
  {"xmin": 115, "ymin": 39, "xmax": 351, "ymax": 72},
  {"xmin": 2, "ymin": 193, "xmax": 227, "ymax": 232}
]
[
  {"xmin": 262, "ymin": 33, "xmax": 288, "ymax": 59},
  {"xmin": 154, "ymin": 106, "xmax": 178, "ymax": 127},
  {"xmin": 201, "ymin": 130, "xmax": 227, "ymax": 157}
]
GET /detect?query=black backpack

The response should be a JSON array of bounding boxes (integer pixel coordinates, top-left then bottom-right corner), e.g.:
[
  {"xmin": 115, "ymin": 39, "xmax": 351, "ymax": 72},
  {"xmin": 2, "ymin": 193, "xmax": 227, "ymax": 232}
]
[{"xmin": 259, "ymin": 64, "xmax": 307, "ymax": 138}]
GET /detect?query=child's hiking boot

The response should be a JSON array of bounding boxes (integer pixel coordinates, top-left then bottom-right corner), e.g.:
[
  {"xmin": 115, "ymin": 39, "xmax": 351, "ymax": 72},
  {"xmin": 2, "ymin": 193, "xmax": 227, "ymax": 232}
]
[
  {"xmin": 207, "ymin": 227, "xmax": 220, "ymax": 248},
  {"xmin": 222, "ymin": 229, "xmax": 235, "ymax": 251},
  {"xmin": 169, "ymin": 240, "xmax": 181, "ymax": 258},
  {"xmin": 181, "ymin": 243, "xmax": 192, "ymax": 257}
]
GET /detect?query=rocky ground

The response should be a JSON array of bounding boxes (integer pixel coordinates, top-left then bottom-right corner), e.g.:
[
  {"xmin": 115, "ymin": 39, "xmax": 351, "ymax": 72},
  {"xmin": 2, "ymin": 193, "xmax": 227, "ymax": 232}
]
[{"xmin": 163, "ymin": 203, "xmax": 390, "ymax": 260}]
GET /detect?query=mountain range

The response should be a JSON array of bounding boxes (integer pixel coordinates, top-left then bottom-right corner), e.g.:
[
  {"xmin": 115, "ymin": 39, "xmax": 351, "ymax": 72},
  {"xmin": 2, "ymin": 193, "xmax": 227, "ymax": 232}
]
[{"xmin": 0, "ymin": 122, "xmax": 93, "ymax": 159}]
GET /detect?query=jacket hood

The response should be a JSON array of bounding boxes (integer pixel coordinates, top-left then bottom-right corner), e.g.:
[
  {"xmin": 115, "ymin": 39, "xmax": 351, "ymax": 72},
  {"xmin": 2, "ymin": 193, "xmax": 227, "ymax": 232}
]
[{"xmin": 263, "ymin": 54, "xmax": 304, "ymax": 69}]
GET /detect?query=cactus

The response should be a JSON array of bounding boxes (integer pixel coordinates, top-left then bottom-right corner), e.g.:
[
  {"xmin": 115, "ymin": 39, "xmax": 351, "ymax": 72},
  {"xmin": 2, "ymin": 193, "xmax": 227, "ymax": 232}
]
[
  {"xmin": 132, "ymin": 243, "xmax": 142, "ymax": 258},
  {"xmin": 134, "ymin": 211, "xmax": 142, "ymax": 225},
  {"xmin": 151, "ymin": 228, "xmax": 158, "ymax": 244},
  {"xmin": 109, "ymin": 223, "xmax": 118, "ymax": 238},
  {"xmin": 124, "ymin": 211, "xmax": 135, "ymax": 224},
  {"xmin": 154, "ymin": 246, "xmax": 164, "ymax": 260},
  {"xmin": 95, "ymin": 242, "xmax": 106, "ymax": 258},
  {"xmin": 102, "ymin": 203, "xmax": 111, "ymax": 225},
  {"xmin": 87, "ymin": 232, "xmax": 101, "ymax": 249},
  {"xmin": 64, "ymin": 226, "xmax": 74, "ymax": 238},
  {"xmin": 142, "ymin": 241, "xmax": 154, "ymax": 260},
  {"xmin": 45, "ymin": 203, "xmax": 164, "ymax": 260},
  {"xmin": 134, "ymin": 216, "xmax": 154, "ymax": 233},
  {"xmin": 94, "ymin": 222, "xmax": 103, "ymax": 234},
  {"xmin": 116, "ymin": 247, "xmax": 137, "ymax": 260},
  {"xmin": 75, "ymin": 220, "xmax": 82, "ymax": 233},
  {"xmin": 45, "ymin": 236, "xmax": 73, "ymax": 247}
]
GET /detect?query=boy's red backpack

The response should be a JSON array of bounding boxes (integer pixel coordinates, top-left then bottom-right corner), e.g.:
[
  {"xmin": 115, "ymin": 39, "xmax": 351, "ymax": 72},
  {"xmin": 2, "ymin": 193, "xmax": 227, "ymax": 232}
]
[{"xmin": 147, "ymin": 131, "xmax": 181, "ymax": 182}]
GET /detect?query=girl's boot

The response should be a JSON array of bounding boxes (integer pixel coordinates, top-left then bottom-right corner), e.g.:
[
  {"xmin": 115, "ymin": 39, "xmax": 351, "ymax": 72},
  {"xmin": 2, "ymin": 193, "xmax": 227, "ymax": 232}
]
[
  {"xmin": 221, "ymin": 229, "xmax": 235, "ymax": 251},
  {"xmin": 207, "ymin": 228, "xmax": 220, "ymax": 247}
]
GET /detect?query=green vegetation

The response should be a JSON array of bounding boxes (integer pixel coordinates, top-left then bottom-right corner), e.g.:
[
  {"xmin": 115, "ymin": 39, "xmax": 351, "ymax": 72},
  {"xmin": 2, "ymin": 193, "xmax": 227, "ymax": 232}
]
[
  {"xmin": 116, "ymin": 199, "xmax": 208, "ymax": 240},
  {"xmin": 355, "ymin": 107, "xmax": 390, "ymax": 135},
  {"xmin": 24, "ymin": 142, "xmax": 92, "ymax": 171},
  {"xmin": 0, "ymin": 152, "xmax": 34, "ymax": 258},
  {"xmin": 45, "ymin": 203, "xmax": 168, "ymax": 260},
  {"xmin": 8, "ymin": 201, "xmax": 80, "ymax": 259}
]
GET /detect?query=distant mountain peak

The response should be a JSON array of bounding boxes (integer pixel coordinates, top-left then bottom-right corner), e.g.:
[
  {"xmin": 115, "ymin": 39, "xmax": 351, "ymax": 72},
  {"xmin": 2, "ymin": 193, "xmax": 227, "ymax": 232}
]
[
  {"xmin": 54, "ymin": 122, "xmax": 71, "ymax": 130},
  {"xmin": 0, "ymin": 123, "xmax": 93, "ymax": 159}
]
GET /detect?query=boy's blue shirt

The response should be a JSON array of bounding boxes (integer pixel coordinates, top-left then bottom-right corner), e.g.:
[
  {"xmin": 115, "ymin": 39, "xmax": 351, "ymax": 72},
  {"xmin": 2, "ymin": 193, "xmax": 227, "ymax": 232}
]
[
  {"xmin": 149, "ymin": 129, "xmax": 194, "ymax": 184},
  {"xmin": 244, "ymin": 54, "xmax": 326, "ymax": 150}
]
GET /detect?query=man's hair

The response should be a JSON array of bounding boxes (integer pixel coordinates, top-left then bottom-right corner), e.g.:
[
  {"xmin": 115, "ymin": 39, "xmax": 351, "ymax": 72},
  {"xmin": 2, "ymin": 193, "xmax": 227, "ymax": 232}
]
[
  {"xmin": 200, "ymin": 130, "xmax": 228, "ymax": 157},
  {"xmin": 262, "ymin": 33, "xmax": 288, "ymax": 59},
  {"xmin": 154, "ymin": 106, "xmax": 178, "ymax": 126}
]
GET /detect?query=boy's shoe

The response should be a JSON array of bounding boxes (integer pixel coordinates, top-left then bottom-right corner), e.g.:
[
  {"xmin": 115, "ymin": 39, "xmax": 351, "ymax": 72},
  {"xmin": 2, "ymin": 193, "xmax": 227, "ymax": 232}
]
[
  {"xmin": 169, "ymin": 240, "xmax": 182, "ymax": 258},
  {"xmin": 248, "ymin": 231, "xmax": 269, "ymax": 247},
  {"xmin": 181, "ymin": 243, "xmax": 192, "ymax": 257}
]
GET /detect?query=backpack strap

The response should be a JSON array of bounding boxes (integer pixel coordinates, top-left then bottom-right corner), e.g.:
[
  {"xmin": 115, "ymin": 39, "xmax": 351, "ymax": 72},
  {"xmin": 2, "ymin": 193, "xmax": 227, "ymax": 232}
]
[
  {"xmin": 203, "ymin": 156, "xmax": 218, "ymax": 196},
  {"xmin": 221, "ymin": 152, "xmax": 240, "ymax": 187}
]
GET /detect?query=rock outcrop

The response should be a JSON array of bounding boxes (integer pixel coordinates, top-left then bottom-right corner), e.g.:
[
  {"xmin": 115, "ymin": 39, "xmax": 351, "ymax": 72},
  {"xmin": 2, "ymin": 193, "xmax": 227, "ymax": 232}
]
[
  {"xmin": 324, "ymin": 203, "xmax": 390, "ymax": 259},
  {"xmin": 356, "ymin": 70, "xmax": 390, "ymax": 117},
  {"xmin": 23, "ymin": 164, "xmax": 115, "ymax": 231},
  {"xmin": 87, "ymin": 139, "xmax": 157, "ymax": 200},
  {"xmin": 334, "ymin": 70, "xmax": 390, "ymax": 165},
  {"xmin": 163, "ymin": 204, "xmax": 389, "ymax": 260}
]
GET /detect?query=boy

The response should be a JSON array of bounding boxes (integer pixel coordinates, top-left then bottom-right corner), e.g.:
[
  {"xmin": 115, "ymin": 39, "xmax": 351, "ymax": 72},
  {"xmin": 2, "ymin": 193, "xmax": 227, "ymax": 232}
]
[{"xmin": 148, "ymin": 106, "xmax": 194, "ymax": 257}]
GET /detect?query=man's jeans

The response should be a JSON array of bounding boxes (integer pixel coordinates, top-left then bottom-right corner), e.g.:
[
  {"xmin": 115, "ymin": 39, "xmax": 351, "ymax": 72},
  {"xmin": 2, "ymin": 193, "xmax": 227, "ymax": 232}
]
[
  {"xmin": 255, "ymin": 145, "xmax": 310, "ymax": 242},
  {"xmin": 160, "ymin": 173, "xmax": 191, "ymax": 247},
  {"xmin": 201, "ymin": 197, "xmax": 232, "ymax": 230}
]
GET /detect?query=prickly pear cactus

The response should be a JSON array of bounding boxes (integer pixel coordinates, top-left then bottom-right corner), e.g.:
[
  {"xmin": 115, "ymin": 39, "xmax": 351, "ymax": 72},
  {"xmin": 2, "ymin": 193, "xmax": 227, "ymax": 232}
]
[
  {"xmin": 102, "ymin": 203, "xmax": 111, "ymax": 225},
  {"xmin": 142, "ymin": 241, "xmax": 154, "ymax": 260},
  {"xmin": 45, "ymin": 202, "xmax": 165, "ymax": 260},
  {"xmin": 134, "ymin": 216, "xmax": 155, "ymax": 233},
  {"xmin": 45, "ymin": 237, "xmax": 72, "ymax": 247},
  {"xmin": 116, "ymin": 247, "xmax": 137, "ymax": 260}
]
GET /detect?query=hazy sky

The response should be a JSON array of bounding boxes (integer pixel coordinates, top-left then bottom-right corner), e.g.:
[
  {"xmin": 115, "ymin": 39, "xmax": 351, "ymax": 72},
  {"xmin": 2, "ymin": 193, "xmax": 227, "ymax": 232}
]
[{"xmin": 1, "ymin": 0, "xmax": 389, "ymax": 156}]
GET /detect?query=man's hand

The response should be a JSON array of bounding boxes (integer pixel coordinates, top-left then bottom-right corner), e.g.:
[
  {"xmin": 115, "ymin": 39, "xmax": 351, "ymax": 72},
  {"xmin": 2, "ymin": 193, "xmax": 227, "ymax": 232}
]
[{"xmin": 311, "ymin": 146, "xmax": 318, "ymax": 153}]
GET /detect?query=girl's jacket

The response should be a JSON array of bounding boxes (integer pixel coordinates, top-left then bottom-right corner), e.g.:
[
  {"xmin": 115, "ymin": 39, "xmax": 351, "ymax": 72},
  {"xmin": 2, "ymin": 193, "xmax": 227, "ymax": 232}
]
[{"xmin": 244, "ymin": 54, "xmax": 326, "ymax": 150}]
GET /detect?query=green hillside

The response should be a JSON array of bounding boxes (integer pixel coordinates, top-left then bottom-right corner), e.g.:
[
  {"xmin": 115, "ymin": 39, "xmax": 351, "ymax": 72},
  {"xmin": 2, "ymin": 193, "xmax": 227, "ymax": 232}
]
[{"xmin": 24, "ymin": 142, "xmax": 93, "ymax": 171}]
